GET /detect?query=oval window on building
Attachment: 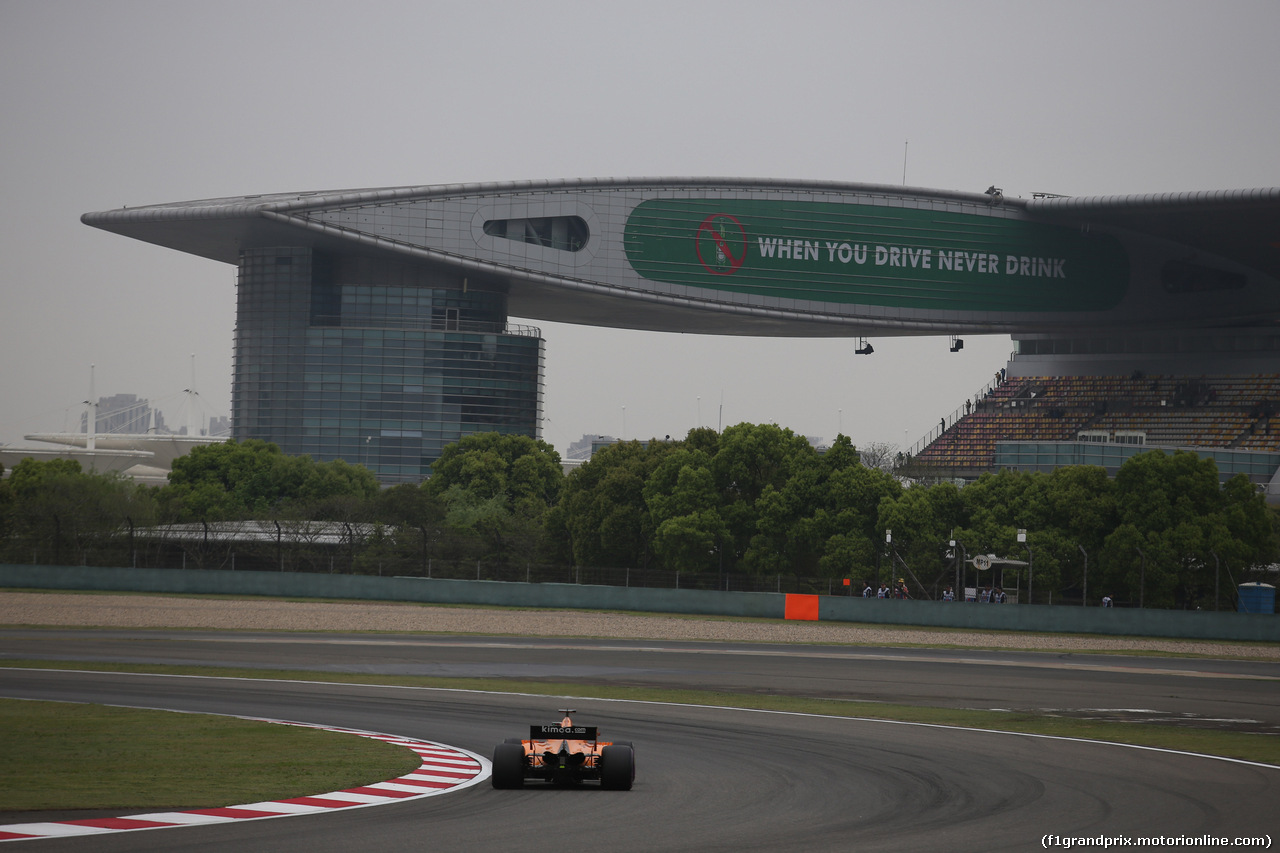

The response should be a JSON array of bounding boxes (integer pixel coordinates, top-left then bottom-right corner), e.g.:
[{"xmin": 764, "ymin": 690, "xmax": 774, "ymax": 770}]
[{"xmin": 483, "ymin": 216, "xmax": 588, "ymax": 251}]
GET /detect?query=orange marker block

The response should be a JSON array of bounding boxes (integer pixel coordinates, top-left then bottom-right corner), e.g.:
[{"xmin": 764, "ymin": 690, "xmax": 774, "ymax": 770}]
[{"xmin": 784, "ymin": 593, "xmax": 820, "ymax": 621}]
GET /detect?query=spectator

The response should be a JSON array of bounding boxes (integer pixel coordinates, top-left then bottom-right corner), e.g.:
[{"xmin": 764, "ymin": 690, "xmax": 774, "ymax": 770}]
[
  {"xmin": 1102, "ymin": 594, "xmax": 1114, "ymax": 608},
  {"xmin": 861, "ymin": 581, "xmax": 873, "ymax": 598},
  {"xmin": 942, "ymin": 586, "xmax": 955, "ymax": 602},
  {"xmin": 992, "ymin": 586, "xmax": 1006, "ymax": 604}
]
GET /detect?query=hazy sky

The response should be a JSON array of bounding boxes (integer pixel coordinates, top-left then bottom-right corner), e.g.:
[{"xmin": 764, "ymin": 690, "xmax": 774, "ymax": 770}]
[{"xmin": 3, "ymin": 0, "xmax": 1277, "ymax": 457}]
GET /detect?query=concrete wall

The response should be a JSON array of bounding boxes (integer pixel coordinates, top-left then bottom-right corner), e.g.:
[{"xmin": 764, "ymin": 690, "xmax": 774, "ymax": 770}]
[{"xmin": 2, "ymin": 564, "xmax": 1276, "ymax": 643}]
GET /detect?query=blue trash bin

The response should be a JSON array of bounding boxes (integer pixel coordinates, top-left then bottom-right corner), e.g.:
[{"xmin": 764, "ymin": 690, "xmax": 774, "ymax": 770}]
[{"xmin": 1237, "ymin": 583, "xmax": 1276, "ymax": 614}]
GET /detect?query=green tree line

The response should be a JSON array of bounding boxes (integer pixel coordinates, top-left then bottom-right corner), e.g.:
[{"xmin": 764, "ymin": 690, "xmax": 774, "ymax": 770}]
[{"xmin": 1, "ymin": 425, "xmax": 1275, "ymax": 608}]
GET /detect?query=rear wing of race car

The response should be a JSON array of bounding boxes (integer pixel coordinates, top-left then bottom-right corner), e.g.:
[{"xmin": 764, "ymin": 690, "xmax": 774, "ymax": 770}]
[{"xmin": 531, "ymin": 724, "xmax": 598, "ymax": 740}]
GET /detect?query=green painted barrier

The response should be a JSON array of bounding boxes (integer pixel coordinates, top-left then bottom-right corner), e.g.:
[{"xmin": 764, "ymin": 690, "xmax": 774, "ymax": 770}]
[
  {"xmin": 816, "ymin": 596, "xmax": 1279, "ymax": 642},
  {"xmin": 1, "ymin": 564, "xmax": 1276, "ymax": 643},
  {"xmin": 0, "ymin": 564, "xmax": 783, "ymax": 619}
]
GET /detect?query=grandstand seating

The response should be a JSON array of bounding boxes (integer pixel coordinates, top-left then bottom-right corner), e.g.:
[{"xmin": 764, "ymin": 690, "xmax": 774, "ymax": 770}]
[{"xmin": 914, "ymin": 374, "xmax": 1280, "ymax": 472}]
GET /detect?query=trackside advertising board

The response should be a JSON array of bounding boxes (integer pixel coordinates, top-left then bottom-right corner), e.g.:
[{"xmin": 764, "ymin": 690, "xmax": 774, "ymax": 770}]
[{"xmin": 622, "ymin": 199, "xmax": 1130, "ymax": 312}]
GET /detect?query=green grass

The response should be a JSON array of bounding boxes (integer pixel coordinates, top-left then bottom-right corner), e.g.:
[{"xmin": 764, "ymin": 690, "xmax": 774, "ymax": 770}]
[
  {"xmin": 0, "ymin": 699, "xmax": 422, "ymax": 812},
  {"xmin": 5, "ymin": 659, "xmax": 1278, "ymax": 774}
]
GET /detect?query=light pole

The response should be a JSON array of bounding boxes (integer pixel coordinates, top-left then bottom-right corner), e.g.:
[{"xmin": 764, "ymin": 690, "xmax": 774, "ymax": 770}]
[
  {"xmin": 1078, "ymin": 544, "xmax": 1088, "ymax": 606},
  {"xmin": 885, "ymin": 529, "xmax": 892, "ymax": 593},
  {"xmin": 1018, "ymin": 528, "xmax": 1032, "ymax": 604},
  {"xmin": 950, "ymin": 536, "xmax": 966, "ymax": 600}
]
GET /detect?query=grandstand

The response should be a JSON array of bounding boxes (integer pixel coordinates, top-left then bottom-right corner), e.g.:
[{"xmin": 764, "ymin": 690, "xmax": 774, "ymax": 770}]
[{"xmin": 911, "ymin": 367, "xmax": 1280, "ymax": 495}]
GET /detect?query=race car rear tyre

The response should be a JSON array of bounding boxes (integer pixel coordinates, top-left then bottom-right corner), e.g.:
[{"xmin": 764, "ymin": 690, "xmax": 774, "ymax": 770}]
[
  {"xmin": 599, "ymin": 744, "xmax": 634, "ymax": 791},
  {"xmin": 491, "ymin": 742, "xmax": 526, "ymax": 789}
]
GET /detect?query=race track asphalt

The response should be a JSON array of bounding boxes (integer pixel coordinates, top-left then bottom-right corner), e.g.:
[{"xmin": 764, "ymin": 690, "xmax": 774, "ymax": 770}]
[
  {"xmin": 0, "ymin": 629, "xmax": 1277, "ymax": 851},
  {"xmin": 5, "ymin": 629, "xmax": 1279, "ymax": 730}
]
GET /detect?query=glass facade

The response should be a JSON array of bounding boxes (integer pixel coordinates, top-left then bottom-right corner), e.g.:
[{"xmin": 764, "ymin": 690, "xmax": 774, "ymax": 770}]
[
  {"xmin": 232, "ymin": 247, "xmax": 543, "ymax": 484},
  {"xmin": 994, "ymin": 440, "xmax": 1280, "ymax": 485}
]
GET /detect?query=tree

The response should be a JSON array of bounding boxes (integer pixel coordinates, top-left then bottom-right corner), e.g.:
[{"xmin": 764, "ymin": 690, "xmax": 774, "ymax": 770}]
[
  {"xmin": 877, "ymin": 485, "xmax": 954, "ymax": 597},
  {"xmin": 159, "ymin": 440, "xmax": 378, "ymax": 522},
  {"xmin": 652, "ymin": 510, "xmax": 730, "ymax": 574},
  {"xmin": 1097, "ymin": 450, "xmax": 1276, "ymax": 608},
  {"xmin": 858, "ymin": 441, "xmax": 899, "ymax": 473},
  {"xmin": 644, "ymin": 450, "xmax": 730, "ymax": 575},
  {"xmin": 549, "ymin": 438, "xmax": 680, "ymax": 569},
  {"xmin": 644, "ymin": 448, "xmax": 717, "ymax": 524},
  {"xmin": 3, "ymin": 458, "xmax": 155, "ymax": 565},
  {"xmin": 368, "ymin": 483, "xmax": 448, "ymax": 575},
  {"xmin": 0, "ymin": 463, "xmax": 11, "ymax": 551},
  {"xmin": 427, "ymin": 432, "xmax": 562, "ymax": 516},
  {"xmin": 1040, "ymin": 465, "xmax": 1115, "ymax": 602},
  {"xmin": 711, "ymin": 423, "xmax": 819, "ymax": 569},
  {"xmin": 743, "ymin": 435, "xmax": 902, "ymax": 579},
  {"xmin": 425, "ymin": 432, "xmax": 564, "ymax": 566},
  {"xmin": 813, "ymin": 442, "xmax": 903, "ymax": 581},
  {"xmin": 712, "ymin": 423, "xmax": 815, "ymax": 506}
]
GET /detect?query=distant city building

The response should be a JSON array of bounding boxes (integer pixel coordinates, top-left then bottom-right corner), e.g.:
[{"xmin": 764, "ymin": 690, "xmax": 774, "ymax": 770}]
[
  {"xmin": 81, "ymin": 394, "xmax": 151, "ymax": 435},
  {"xmin": 10, "ymin": 393, "xmax": 229, "ymax": 484},
  {"xmin": 566, "ymin": 434, "xmax": 614, "ymax": 461},
  {"xmin": 207, "ymin": 416, "xmax": 231, "ymax": 437}
]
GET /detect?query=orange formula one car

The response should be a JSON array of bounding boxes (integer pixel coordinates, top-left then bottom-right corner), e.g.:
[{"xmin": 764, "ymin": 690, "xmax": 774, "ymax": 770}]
[{"xmin": 491, "ymin": 709, "xmax": 635, "ymax": 790}]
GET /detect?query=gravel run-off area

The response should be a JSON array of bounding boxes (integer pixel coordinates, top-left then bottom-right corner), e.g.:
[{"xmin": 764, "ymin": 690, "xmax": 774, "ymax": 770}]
[{"xmin": 1, "ymin": 591, "xmax": 1276, "ymax": 659}]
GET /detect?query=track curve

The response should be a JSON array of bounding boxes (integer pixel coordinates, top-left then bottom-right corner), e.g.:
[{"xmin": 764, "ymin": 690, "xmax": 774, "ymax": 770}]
[
  {"xmin": 1, "ymin": 666, "xmax": 1276, "ymax": 852},
  {"xmin": 0, "ymin": 717, "xmax": 486, "ymax": 843}
]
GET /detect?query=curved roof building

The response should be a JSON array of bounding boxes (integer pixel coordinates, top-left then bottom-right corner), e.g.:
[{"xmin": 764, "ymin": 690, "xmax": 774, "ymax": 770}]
[{"xmin": 83, "ymin": 178, "xmax": 1280, "ymax": 483}]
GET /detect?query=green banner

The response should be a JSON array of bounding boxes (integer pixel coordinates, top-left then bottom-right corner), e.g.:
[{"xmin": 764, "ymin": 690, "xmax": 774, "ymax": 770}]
[{"xmin": 623, "ymin": 198, "xmax": 1129, "ymax": 312}]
